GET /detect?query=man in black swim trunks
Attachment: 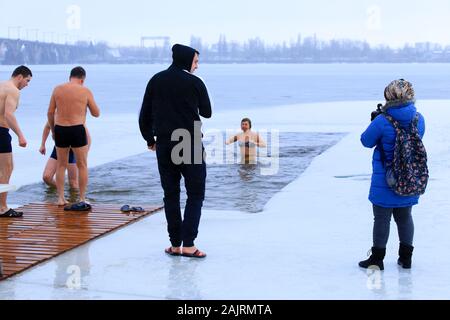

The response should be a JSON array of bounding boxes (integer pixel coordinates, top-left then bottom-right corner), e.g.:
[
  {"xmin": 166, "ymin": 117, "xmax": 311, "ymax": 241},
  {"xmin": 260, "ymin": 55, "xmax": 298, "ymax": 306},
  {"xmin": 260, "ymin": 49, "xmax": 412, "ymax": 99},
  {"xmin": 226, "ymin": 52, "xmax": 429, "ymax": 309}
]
[
  {"xmin": 47, "ymin": 67, "xmax": 100, "ymax": 209},
  {"xmin": 0, "ymin": 66, "xmax": 32, "ymax": 218},
  {"xmin": 39, "ymin": 121, "xmax": 80, "ymax": 189}
]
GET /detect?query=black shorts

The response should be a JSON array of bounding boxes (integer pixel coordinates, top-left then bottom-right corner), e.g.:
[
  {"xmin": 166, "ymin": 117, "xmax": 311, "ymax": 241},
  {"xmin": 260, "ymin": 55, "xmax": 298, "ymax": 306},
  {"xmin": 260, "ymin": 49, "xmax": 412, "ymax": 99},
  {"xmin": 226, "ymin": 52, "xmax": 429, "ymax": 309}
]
[
  {"xmin": 55, "ymin": 125, "xmax": 88, "ymax": 149},
  {"xmin": 51, "ymin": 147, "xmax": 76, "ymax": 164},
  {"xmin": 0, "ymin": 127, "xmax": 12, "ymax": 154}
]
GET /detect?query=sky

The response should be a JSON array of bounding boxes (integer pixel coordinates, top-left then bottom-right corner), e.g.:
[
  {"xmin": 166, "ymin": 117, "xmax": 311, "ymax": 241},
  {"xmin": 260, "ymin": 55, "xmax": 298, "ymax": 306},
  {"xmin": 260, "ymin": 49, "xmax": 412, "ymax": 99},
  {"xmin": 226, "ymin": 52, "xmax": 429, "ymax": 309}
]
[{"xmin": 1, "ymin": 0, "xmax": 450, "ymax": 47}]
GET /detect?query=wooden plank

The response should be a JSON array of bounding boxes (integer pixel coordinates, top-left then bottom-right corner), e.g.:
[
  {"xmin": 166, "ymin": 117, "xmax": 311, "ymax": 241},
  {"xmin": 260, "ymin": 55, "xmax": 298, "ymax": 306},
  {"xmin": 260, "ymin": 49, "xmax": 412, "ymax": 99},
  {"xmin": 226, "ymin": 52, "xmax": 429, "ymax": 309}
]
[{"xmin": 0, "ymin": 203, "xmax": 163, "ymax": 281}]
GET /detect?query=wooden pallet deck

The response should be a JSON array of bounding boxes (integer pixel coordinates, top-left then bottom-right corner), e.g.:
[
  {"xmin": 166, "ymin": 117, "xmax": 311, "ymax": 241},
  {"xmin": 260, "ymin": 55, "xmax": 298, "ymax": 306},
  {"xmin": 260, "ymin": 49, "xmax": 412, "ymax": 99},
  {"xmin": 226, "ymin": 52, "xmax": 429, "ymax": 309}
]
[{"xmin": 0, "ymin": 203, "xmax": 163, "ymax": 281}]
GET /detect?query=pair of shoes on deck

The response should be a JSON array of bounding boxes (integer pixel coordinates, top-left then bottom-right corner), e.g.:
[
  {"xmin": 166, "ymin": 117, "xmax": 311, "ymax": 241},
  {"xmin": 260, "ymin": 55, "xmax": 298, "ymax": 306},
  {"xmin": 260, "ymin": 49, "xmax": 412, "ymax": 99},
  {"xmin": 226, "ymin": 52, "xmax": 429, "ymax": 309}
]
[
  {"xmin": 165, "ymin": 247, "xmax": 207, "ymax": 259},
  {"xmin": 0, "ymin": 208, "xmax": 23, "ymax": 218},
  {"xmin": 120, "ymin": 205, "xmax": 146, "ymax": 213},
  {"xmin": 64, "ymin": 202, "xmax": 92, "ymax": 212}
]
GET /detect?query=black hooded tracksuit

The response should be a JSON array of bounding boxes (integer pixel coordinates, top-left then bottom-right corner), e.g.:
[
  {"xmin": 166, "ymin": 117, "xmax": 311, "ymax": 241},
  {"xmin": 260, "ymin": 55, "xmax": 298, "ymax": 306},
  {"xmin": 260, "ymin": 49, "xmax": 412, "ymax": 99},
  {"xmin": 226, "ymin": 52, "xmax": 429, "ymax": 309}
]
[{"xmin": 139, "ymin": 44, "xmax": 212, "ymax": 248}]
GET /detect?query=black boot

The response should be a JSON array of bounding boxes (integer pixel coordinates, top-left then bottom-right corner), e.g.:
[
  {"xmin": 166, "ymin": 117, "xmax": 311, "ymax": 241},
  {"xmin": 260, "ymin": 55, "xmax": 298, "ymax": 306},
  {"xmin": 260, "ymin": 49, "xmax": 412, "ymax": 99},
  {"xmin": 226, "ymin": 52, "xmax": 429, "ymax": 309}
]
[
  {"xmin": 359, "ymin": 247, "xmax": 386, "ymax": 271},
  {"xmin": 398, "ymin": 244, "xmax": 414, "ymax": 269}
]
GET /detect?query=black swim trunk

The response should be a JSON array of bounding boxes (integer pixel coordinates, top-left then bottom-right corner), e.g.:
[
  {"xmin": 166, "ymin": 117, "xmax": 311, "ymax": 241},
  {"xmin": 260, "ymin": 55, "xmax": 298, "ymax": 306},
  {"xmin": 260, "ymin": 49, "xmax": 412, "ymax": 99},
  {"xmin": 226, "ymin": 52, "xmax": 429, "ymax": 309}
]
[
  {"xmin": 0, "ymin": 127, "xmax": 12, "ymax": 154},
  {"xmin": 55, "ymin": 125, "xmax": 88, "ymax": 149},
  {"xmin": 50, "ymin": 147, "xmax": 76, "ymax": 164}
]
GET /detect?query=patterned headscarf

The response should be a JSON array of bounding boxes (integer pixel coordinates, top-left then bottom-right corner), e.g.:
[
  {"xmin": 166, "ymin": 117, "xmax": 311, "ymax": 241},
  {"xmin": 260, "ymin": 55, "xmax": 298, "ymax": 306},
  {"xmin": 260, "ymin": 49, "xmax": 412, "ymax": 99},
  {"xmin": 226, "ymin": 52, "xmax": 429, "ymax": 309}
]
[{"xmin": 383, "ymin": 79, "xmax": 416, "ymax": 110}]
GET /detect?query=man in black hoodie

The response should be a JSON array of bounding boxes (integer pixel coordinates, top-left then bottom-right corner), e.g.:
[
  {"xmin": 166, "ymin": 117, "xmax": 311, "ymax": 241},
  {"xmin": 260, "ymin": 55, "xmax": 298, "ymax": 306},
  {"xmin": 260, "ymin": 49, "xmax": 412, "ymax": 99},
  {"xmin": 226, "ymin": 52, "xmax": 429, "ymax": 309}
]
[{"xmin": 139, "ymin": 44, "xmax": 212, "ymax": 259}]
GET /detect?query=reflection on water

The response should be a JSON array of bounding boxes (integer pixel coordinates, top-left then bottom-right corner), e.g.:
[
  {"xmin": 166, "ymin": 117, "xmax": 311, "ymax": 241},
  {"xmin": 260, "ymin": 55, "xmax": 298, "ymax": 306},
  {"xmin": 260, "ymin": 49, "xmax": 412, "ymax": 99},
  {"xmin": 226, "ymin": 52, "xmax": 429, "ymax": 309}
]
[
  {"xmin": 53, "ymin": 244, "xmax": 91, "ymax": 292},
  {"xmin": 398, "ymin": 269, "xmax": 414, "ymax": 298},
  {"xmin": 239, "ymin": 165, "xmax": 258, "ymax": 182},
  {"xmin": 166, "ymin": 259, "xmax": 202, "ymax": 300},
  {"xmin": 10, "ymin": 133, "xmax": 345, "ymax": 213}
]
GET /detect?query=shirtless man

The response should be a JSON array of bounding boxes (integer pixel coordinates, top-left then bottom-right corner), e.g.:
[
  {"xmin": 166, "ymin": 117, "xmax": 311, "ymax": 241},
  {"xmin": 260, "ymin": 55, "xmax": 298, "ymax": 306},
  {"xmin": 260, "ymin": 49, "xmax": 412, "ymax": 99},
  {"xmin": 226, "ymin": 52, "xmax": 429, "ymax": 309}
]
[
  {"xmin": 47, "ymin": 66, "xmax": 100, "ymax": 210},
  {"xmin": 226, "ymin": 118, "xmax": 267, "ymax": 164},
  {"xmin": 0, "ymin": 66, "xmax": 32, "ymax": 218},
  {"xmin": 39, "ymin": 121, "xmax": 92, "ymax": 189}
]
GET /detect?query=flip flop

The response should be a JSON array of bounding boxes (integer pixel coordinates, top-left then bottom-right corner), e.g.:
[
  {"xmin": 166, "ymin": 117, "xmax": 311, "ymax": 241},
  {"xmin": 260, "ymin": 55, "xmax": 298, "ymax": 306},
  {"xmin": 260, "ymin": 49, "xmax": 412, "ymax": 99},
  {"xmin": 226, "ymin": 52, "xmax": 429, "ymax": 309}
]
[
  {"xmin": 64, "ymin": 202, "xmax": 92, "ymax": 212},
  {"xmin": 120, "ymin": 206, "xmax": 146, "ymax": 213},
  {"xmin": 0, "ymin": 209, "xmax": 24, "ymax": 218},
  {"xmin": 120, "ymin": 205, "xmax": 131, "ymax": 213},
  {"xmin": 165, "ymin": 247, "xmax": 182, "ymax": 257},
  {"xmin": 182, "ymin": 250, "xmax": 207, "ymax": 259}
]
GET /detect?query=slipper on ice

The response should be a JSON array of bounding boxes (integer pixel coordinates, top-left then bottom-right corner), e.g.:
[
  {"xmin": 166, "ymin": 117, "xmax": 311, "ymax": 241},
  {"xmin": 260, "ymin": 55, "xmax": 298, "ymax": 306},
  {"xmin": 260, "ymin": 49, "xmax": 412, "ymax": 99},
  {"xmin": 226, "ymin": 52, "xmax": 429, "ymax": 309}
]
[
  {"xmin": 64, "ymin": 202, "xmax": 92, "ymax": 212},
  {"xmin": 182, "ymin": 250, "xmax": 207, "ymax": 259},
  {"xmin": 165, "ymin": 247, "xmax": 182, "ymax": 257}
]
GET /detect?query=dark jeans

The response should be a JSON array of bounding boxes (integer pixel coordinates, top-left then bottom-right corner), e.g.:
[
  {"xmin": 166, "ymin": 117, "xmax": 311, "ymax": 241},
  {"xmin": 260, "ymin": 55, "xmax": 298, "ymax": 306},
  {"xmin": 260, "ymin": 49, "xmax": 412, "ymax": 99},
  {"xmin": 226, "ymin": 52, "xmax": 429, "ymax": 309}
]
[
  {"xmin": 156, "ymin": 140, "xmax": 207, "ymax": 248},
  {"xmin": 373, "ymin": 205, "xmax": 414, "ymax": 249}
]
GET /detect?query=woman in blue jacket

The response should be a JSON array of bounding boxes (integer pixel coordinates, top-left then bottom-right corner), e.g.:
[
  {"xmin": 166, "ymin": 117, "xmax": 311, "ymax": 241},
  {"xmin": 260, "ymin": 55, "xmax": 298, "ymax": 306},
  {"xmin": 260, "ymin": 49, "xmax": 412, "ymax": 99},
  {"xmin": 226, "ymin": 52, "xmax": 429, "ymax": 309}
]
[{"xmin": 359, "ymin": 79, "xmax": 425, "ymax": 271}]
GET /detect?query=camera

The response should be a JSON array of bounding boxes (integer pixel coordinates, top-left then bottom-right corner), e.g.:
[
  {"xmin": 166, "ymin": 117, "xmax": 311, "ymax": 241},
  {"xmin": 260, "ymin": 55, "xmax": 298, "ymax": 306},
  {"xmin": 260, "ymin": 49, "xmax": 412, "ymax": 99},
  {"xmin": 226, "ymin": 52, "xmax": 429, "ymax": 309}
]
[{"xmin": 371, "ymin": 103, "xmax": 384, "ymax": 121}]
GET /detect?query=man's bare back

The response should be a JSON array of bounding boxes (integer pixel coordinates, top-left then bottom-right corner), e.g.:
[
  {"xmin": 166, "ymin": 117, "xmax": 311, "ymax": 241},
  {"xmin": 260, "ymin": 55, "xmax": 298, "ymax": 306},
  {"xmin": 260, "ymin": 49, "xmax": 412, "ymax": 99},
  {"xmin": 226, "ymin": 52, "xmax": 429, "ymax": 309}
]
[
  {"xmin": 0, "ymin": 81, "xmax": 20, "ymax": 128},
  {"xmin": 49, "ymin": 82, "xmax": 99, "ymax": 126}
]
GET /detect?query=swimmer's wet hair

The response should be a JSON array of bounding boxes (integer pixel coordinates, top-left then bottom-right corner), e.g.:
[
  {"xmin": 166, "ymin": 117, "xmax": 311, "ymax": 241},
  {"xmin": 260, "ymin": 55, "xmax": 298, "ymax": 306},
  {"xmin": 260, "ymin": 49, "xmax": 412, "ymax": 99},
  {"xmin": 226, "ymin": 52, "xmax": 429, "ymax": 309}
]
[
  {"xmin": 12, "ymin": 65, "xmax": 32, "ymax": 78},
  {"xmin": 242, "ymin": 118, "xmax": 252, "ymax": 129},
  {"xmin": 70, "ymin": 66, "xmax": 86, "ymax": 79}
]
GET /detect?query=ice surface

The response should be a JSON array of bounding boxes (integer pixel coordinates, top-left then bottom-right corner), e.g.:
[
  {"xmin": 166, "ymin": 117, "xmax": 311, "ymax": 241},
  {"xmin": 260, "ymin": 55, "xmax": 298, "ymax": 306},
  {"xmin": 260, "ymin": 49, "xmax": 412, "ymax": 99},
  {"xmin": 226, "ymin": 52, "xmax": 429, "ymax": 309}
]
[{"xmin": 1, "ymin": 100, "xmax": 449, "ymax": 300}]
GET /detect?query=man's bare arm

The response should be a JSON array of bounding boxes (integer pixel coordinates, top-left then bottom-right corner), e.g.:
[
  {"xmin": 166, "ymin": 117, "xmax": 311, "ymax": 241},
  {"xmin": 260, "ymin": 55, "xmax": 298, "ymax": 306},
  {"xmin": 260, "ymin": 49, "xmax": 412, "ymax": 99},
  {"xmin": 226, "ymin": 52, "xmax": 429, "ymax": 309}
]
[
  {"xmin": 39, "ymin": 122, "xmax": 51, "ymax": 155},
  {"xmin": 5, "ymin": 90, "xmax": 27, "ymax": 147},
  {"xmin": 47, "ymin": 92, "xmax": 57, "ymax": 135},
  {"xmin": 87, "ymin": 89, "xmax": 100, "ymax": 118},
  {"xmin": 256, "ymin": 134, "xmax": 267, "ymax": 148},
  {"xmin": 226, "ymin": 135, "xmax": 239, "ymax": 145}
]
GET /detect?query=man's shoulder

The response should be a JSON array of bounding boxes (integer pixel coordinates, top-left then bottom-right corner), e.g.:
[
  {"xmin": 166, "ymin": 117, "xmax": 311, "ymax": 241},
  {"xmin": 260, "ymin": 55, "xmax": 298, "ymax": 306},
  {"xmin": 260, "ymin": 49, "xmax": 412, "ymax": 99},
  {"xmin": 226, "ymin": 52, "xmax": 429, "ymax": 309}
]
[
  {"xmin": 151, "ymin": 70, "xmax": 169, "ymax": 80},
  {"xmin": 184, "ymin": 71, "xmax": 206, "ymax": 84},
  {"xmin": 0, "ymin": 81, "xmax": 18, "ymax": 93},
  {"xmin": 3, "ymin": 84, "xmax": 20, "ymax": 97},
  {"xmin": 53, "ymin": 83, "xmax": 68, "ymax": 92},
  {"xmin": 81, "ymin": 85, "xmax": 93, "ymax": 95}
]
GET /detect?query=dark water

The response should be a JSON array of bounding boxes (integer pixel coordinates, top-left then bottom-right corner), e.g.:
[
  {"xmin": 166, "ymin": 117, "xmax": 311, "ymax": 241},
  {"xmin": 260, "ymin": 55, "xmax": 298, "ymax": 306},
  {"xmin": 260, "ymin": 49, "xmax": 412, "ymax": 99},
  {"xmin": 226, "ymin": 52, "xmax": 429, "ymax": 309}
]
[{"xmin": 11, "ymin": 132, "xmax": 345, "ymax": 213}]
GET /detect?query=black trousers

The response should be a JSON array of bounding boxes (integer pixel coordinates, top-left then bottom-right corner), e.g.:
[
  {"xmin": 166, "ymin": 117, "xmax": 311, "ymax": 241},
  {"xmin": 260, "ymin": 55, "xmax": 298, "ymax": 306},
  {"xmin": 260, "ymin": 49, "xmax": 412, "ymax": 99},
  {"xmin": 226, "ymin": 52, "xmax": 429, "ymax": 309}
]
[
  {"xmin": 373, "ymin": 205, "xmax": 414, "ymax": 249},
  {"xmin": 156, "ymin": 140, "xmax": 207, "ymax": 248}
]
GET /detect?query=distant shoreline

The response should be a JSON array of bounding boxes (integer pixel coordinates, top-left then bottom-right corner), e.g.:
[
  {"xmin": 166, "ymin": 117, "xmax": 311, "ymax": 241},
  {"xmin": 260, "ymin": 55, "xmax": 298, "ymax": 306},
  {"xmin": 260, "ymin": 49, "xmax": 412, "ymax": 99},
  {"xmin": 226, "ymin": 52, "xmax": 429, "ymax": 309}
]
[{"xmin": 4, "ymin": 61, "xmax": 450, "ymax": 67}]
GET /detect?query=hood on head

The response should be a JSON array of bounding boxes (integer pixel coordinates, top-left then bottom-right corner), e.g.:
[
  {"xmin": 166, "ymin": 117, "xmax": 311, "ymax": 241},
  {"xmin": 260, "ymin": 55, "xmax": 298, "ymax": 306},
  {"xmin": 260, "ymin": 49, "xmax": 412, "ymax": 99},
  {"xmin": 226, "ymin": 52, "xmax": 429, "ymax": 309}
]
[
  {"xmin": 172, "ymin": 44, "xmax": 198, "ymax": 71},
  {"xmin": 386, "ymin": 101, "xmax": 417, "ymax": 125}
]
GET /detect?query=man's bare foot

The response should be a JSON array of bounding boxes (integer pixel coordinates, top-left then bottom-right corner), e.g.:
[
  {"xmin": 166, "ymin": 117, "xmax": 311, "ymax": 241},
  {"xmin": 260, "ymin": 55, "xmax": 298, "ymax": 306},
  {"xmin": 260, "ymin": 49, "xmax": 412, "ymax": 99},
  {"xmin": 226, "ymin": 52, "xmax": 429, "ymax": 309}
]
[
  {"xmin": 57, "ymin": 199, "xmax": 69, "ymax": 207},
  {"xmin": 182, "ymin": 247, "xmax": 207, "ymax": 258},
  {"xmin": 165, "ymin": 247, "xmax": 182, "ymax": 256}
]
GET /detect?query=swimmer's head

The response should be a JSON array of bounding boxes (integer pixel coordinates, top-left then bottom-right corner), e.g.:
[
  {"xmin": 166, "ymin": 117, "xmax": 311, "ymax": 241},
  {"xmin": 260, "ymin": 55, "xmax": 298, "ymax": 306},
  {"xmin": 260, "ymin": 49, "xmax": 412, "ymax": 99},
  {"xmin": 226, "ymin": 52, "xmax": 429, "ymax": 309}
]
[
  {"xmin": 241, "ymin": 118, "xmax": 252, "ymax": 132},
  {"xmin": 11, "ymin": 65, "xmax": 32, "ymax": 90},
  {"xmin": 70, "ymin": 66, "xmax": 86, "ymax": 84}
]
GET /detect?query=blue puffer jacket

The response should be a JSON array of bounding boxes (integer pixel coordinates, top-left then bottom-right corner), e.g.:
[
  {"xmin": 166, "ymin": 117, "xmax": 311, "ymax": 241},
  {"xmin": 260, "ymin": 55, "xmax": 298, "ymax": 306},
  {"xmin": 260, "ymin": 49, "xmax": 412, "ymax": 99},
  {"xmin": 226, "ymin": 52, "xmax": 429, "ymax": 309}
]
[{"xmin": 361, "ymin": 102, "xmax": 426, "ymax": 208}]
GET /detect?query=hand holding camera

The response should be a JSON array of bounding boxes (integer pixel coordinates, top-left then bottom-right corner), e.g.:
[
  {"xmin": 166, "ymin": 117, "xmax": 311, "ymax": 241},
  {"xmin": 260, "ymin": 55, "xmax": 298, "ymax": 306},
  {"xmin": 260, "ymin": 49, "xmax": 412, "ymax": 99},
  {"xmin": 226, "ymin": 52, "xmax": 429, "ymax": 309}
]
[{"xmin": 371, "ymin": 103, "xmax": 384, "ymax": 121}]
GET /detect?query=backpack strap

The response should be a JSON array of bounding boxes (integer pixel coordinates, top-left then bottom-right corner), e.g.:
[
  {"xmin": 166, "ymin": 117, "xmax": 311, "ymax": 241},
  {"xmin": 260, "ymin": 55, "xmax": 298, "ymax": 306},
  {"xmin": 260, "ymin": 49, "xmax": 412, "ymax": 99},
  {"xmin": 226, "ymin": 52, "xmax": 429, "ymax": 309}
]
[
  {"xmin": 378, "ymin": 113, "xmax": 400, "ymax": 167},
  {"xmin": 412, "ymin": 113, "xmax": 420, "ymax": 129},
  {"xmin": 383, "ymin": 114, "xmax": 401, "ymax": 130}
]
